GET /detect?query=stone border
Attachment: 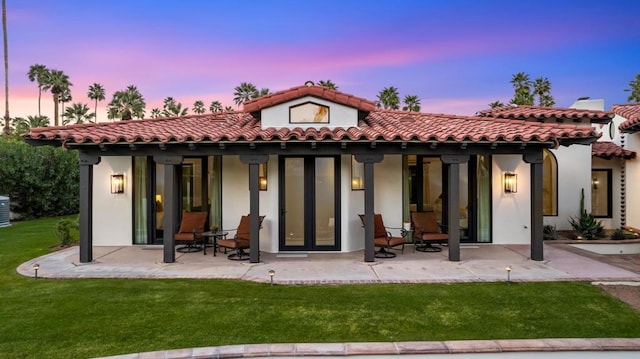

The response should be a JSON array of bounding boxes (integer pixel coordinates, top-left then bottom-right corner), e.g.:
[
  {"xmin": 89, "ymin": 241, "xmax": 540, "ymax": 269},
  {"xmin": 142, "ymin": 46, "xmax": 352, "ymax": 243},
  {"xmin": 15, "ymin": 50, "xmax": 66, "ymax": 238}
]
[{"xmin": 95, "ymin": 338, "xmax": 640, "ymax": 358}]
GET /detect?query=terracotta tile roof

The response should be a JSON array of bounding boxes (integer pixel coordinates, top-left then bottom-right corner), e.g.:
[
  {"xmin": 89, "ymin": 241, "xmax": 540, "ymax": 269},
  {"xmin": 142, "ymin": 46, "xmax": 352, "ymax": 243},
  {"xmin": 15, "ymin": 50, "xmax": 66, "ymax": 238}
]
[
  {"xmin": 592, "ymin": 141, "xmax": 636, "ymax": 159},
  {"xmin": 24, "ymin": 110, "xmax": 599, "ymax": 147},
  {"xmin": 478, "ymin": 105, "xmax": 614, "ymax": 124},
  {"xmin": 243, "ymin": 84, "xmax": 376, "ymax": 113},
  {"xmin": 612, "ymin": 103, "xmax": 640, "ymax": 132}
]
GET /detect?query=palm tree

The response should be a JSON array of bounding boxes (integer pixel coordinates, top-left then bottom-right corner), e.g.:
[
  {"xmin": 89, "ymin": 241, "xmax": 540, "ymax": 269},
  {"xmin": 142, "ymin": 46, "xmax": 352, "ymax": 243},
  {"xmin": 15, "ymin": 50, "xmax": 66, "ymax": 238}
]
[
  {"xmin": 87, "ymin": 83, "xmax": 105, "ymax": 122},
  {"xmin": 12, "ymin": 115, "xmax": 49, "ymax": 135},
  {"xmin": 258, "ymin": 88, "xmax": 270, "ymax": 97},
  {"xmin": 193, "ymin": 100, "xmax": 205, "ymax": 114},
  {"xmin": 318, "ymin": 80, "xmax": 338, "ymax": 90},
  {"xmin": 107, "ymin": 85, "xmax": 146, "ymax": 121},
  {"xmin": 376, "ymin": 86, "xmax": 400, "ymax": 109},
  {"xmin": 150, "ymin": 108, "xmax": 161, "ymax": 118},
  {"xmin": 161, "ymin": 97, "xmax": 188, "ymax": 117},
  {"xmin": 224, "ymin": 105, "xmax": 233, "ymax": 112},
  {"xmin": 58, "ymin": 87, "xmax": 72, "ymax": 116},
  {"xmin": 63, "ymin": 103, "xmax": 94, "ymax": 125},
  {"xmin": 533, "ymin": 77, "xmax": 555, "ymax": 107},
  {"xmin": 233, "ymin": 82, "xmax": 258, "ymax": 107},
  {"xmin": 2, "ymin": 0, "xmax": 8, "ymax": 138},
  {"xmin": 27, "ymin": 64, "xmax": 48, "ymax": 116},
  {"xmin": 209, "ymin": 100, "xmax": 222, "ymax": 113},
  {"xmin": 402, "ymin": 95, "xmax": 421, "ymax": 112},
  {"xmin": 41, "ymin": 69, "xmax": 72, "ymax": 126},
  {"xmin": 489, "ymin": 100, "xmax": 504, "ymax": 109},
  {"xmin": 625, "ymin": 74, "xmax": 640, "ymax": 103},
  {"xmin": 509, "ymin": 72, "xmax": 534, "ymax": 106}
]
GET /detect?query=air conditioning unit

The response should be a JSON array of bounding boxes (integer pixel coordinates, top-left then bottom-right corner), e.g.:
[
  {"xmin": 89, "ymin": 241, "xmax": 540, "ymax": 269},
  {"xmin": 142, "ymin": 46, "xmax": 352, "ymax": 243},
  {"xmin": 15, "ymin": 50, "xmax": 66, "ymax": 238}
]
[{"xmin": 0, "ymin": 196, "xmax": 10, "ymax": 227}]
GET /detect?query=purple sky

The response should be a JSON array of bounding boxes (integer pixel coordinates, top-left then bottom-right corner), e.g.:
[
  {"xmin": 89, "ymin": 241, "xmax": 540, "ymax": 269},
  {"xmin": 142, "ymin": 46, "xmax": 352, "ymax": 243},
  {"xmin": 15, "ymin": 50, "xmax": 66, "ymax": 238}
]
[{"xmin": 4, "ymin": 0, "xmax": 640, "ymax": 121}]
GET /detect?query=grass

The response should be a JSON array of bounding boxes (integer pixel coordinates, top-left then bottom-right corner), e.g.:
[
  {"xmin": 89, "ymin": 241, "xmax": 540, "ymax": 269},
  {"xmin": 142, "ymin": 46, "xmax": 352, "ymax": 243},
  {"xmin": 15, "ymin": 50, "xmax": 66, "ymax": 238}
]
[{"xmin": 1, "ymin": 217, "xmax": 640, "ymax": 358}]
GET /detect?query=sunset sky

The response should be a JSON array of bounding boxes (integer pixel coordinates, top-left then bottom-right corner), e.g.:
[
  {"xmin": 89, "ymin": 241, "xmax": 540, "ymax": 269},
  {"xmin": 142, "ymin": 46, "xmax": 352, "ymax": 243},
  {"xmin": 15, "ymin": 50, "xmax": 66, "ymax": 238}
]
[{"xmin": 4, "ymin": 0, "xmax": 640, "ymax": 122}]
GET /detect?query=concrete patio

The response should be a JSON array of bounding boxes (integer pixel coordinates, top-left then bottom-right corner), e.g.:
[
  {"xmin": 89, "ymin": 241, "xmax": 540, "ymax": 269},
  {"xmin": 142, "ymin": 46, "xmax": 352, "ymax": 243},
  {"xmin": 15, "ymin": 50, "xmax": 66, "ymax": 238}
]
[{"xmin": 17, "ymin": 242, "xmax": 640, "ymax": 284}]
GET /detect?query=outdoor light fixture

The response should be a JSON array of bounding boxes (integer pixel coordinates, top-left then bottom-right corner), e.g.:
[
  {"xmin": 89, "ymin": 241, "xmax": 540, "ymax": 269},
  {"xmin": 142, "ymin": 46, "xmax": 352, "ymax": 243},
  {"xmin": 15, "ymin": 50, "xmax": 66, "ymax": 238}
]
[
  {"xmin": 110, "ymin": 174, "xmax": 125, "ymax": 194},
  {"xmin": 351, "ymin": 156, "xmax": 364, "ymax": 190},
  {"xmin": 504, "ymin": 172, "xmax": 517, "ymax": 193},
  {"xmin": 268, "ymin": 269, "xmax": 275, "ymax": 286},
  {"xmin": 33, "ymin": 263, "xmax": 40, "ymax": 279},
  {"xmin": 592, "ymin": 177, "xmax": 599, "ymax": 190},
  {"xmin": 258, "ymin": 163, "xmax": 268, "ymax": 191},
  {"xmin": 505, "ymin": 265, "xmax": 512, "ymax": 284}
]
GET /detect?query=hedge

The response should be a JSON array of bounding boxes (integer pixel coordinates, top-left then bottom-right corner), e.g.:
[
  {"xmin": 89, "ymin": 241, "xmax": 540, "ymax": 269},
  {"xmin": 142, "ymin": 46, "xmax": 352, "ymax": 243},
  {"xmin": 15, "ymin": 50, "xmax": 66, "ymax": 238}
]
[{"xmin": 0, "ymin": 138, "xmax": 79, "ymax": 219}]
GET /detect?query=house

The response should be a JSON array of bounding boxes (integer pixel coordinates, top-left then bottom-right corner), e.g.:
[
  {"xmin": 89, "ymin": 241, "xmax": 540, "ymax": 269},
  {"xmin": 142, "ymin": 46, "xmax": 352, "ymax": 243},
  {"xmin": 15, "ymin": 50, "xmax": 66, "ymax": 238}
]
[
  {"xmin": 612, "ymin": 103, "xmax": 640, "ymax": 230},
  {"xmin": 24, "ymin": 83, "xmax": 603, "ymax": 264}
]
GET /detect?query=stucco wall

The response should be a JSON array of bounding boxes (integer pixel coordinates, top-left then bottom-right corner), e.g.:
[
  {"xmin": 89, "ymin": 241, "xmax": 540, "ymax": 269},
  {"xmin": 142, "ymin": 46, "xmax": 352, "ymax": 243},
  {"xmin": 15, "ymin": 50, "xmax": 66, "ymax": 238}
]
[
  {"xmin": 625, "ymin": 134, "xmax": 640, "ymax": 229},
  {"xmin": 544, "ymin": 145, "xmax": 593, "ymax": 231},
  {"xmin": 492, "ymin": 155, "xmax": 531, "ymax": 245},
  {"xmin": 261, "ymin": 96, "xmax": 358, "ymax": 130},
  {"xmin": 92, "ymin": 157, "xmax": 133, "ymax": 246}
]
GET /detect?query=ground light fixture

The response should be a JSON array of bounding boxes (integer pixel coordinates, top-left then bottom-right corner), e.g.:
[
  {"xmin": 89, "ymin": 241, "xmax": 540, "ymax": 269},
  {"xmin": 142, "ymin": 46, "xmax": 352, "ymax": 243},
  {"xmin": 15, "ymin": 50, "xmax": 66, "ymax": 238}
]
[
  {"xmin": 33, "ymin": 263, "xmax": 40, "ymax": 279},
  {"xmin": 268, "ymin": 269, "xmax": 275, "ymax": 285},
  {"xmin": 505, "ymin": 265, "xmax": 512, "ymax": 284}
]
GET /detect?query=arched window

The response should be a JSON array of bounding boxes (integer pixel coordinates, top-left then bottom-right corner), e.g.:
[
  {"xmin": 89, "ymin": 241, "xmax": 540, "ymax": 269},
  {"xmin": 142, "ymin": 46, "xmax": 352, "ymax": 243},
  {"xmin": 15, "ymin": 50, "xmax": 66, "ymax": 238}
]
[{"xmin": 542, "ymin": 149, "xmax": 558, "ymax": 216}]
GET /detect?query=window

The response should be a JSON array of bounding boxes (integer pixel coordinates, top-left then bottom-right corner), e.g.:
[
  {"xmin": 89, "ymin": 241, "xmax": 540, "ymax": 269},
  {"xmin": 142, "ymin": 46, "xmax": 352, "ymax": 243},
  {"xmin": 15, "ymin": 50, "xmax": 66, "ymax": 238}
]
[
  {"xmin": 591, "ymin": 169, "xmax": 612, "ymax": 217},
  {"xmin": 542, "ymin": 149, "xmax": 558, "ymax": 216}
]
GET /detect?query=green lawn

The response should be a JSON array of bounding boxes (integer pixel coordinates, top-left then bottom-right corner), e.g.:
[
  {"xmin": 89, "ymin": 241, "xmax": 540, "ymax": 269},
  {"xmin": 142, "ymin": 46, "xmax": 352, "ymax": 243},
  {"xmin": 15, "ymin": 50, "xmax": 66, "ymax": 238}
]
[{"xmin": 1, "ymin": 217, "xmax": 639, "ymax": 359}]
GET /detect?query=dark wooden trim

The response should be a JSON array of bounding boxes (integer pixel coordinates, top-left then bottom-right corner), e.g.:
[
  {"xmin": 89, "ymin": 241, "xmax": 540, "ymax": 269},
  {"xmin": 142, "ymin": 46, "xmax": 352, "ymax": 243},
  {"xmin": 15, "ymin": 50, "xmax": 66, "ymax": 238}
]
[
  {"xmin": 530, "ymin": 160, "xmax": 544, "ymax": 261},
  {"xmin": 163, "ymin": 163, "xmax": 177, "ymax": 263},
  {"xmin": 239, "ymin": 154, "xmax": 268, "ymax": 165},
  {"xmin": 154, "ymin": 155, "xmax": 183, "ymax": 165},
  {"xmin": 363, "ymin": 161, "xmax": 376, "ymax": 262},
  {"xmin": 78, "ymin": 154, "xmax": 100, "ymax": 263},
  {"xmin": 447, "ymin": 162, "xmax": 461, "ymax": 261},
  {"xmin": 248, "ymin": 162, "xmax": 261, "ymax": 263}
]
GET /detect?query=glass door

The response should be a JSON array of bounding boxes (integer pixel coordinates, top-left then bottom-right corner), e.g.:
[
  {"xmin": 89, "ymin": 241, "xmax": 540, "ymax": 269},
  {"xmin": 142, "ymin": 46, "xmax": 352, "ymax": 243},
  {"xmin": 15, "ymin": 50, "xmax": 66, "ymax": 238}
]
[{"xmin": 279, "ymin": 156, "xmax": 340, "ymax": 251}]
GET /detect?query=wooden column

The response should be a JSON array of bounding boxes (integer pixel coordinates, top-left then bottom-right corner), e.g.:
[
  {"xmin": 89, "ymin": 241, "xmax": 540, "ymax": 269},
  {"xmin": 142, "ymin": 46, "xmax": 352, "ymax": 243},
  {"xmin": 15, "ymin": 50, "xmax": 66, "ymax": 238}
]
[
  {"xmin": 441, "ymin": 155, "xmax": 469, "ymax": 262},
  {"xmin": 524, "ymin": 151, "xmax": 544, "ymax": 261},
  {"xmin": 155, "ymin": 155, "xmax": 182, "ymax": 263},
  {"xmin": 79, "ymin": 154, "xmax": 100, "ymax": 263},
  {"xmin": 355, "ymin": 153, "xmax": 384, "ymax": 262},
  {"xmin": 240, "ymin": 154, "xmax": 268, "ymax": 263}
]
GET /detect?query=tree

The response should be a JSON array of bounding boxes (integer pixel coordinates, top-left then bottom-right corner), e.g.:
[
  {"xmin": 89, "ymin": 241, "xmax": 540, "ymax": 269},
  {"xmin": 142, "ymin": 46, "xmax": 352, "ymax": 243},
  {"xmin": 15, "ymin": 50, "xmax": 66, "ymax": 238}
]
[
  {"xmin": 402, "ymin": 95, "xmax": 421, "ymax": 112},
  {"xmin": 58, "ymin": 87, "xmax": 72, "ymax": 117},
  {"xmin": 533, "ymin": 77, "xmax": 555, "ymax": 107},
  {"xmin": 41, "ymin": 69, "xmax": 72, "ymax": 126},
  {"xmin": 224, "ymin": 105, "xmax": 233, "ymax": 112},
  {"xmin": 150, "ymin": 108, "xmax": 161, "ymax": 118},
  {"xmin": 625, "ymin": 73, "xmax": 640, "ymax": 103},
  {"xmin": 318, "ymin": 80, "xmax": 338, "ymax": 90},
  {"xmin": 27, "ymin": 64, "xmax": 48, "ymax": 116},
  {"xmin": 2, "ymin": 0, "xmax": 8, "ymax": 138},
  {"xmin": 489, "ymin": 100, "xmax": 504, "ymax": 109},
  {"xmin": 11, "ymin": 115, "xmax": 49, "ymax": 136},
  {"xmin": 376, "ymin": 86, "xmax": 400, "ymax": 109},
  {"xmin": 193, "ymin": 100, "xmax": 205, "ymax": 114},
  {"xmin": 63, "ymin": 103, "xmax": 94, "ymax": 125},
  {"xmin": 509, "ymin": 72, "xmax": 534, "ymax": 106},
  {"xmin": 107, "ymin": 85, "xmax": 146, "ymax": 121},
  {"xmin": 209, "ymin": 100, "xmax": 222, "ymax": 113},
  {"xmin": 233, "ymin": 82, "xmax": 258, "ymax": 107},
  {"xmin": 161, "ymin": 97, "xmax": 188, "ymax": 117},
  {"xmin": 258, "ymin": 88, "xmax": 270, "ymax": 97},
  {"xmin": 87, "ymin": 83, "xmax": 105, "ymax": 122}
]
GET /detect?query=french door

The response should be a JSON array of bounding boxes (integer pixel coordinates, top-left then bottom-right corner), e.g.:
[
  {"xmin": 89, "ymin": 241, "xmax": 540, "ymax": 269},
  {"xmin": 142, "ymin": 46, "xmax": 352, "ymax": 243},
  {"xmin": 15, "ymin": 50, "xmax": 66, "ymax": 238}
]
[{"xmin": 279, "ymin": 156, "xmax": 340, "ymax": 251}]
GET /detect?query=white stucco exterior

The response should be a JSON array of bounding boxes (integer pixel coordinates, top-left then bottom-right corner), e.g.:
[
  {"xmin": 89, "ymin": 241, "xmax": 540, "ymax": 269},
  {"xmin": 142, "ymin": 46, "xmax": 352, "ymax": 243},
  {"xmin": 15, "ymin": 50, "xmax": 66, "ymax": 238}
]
[
  {"xmin": 625, "ymin": 133, "xmax": 640, "ymax": 229},
  {"xmin": 92, "ymin": 156, "xmax": 133, "ymax": 246}
]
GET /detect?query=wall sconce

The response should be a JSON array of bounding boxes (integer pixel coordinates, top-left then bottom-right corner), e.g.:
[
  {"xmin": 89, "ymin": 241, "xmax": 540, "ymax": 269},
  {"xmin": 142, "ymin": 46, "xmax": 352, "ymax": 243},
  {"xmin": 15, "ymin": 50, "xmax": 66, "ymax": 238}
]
[
  {"xmin": 352, "ymin": 156, "xmax": 364, "ymax": 190},
  {"xmin": 504, "ymin": 172, "xmax": 517, "ymax": 193},
  {"xmin": 110, "ymin": 174, "xmax": 125, "ymax": 194},
  {"xmin": 592, "ymin": 177, "xmax": 599, "ymax": 190},
  {"xmin": 259, "ymin": 163, "xmax": 267, "ymax": 191}
]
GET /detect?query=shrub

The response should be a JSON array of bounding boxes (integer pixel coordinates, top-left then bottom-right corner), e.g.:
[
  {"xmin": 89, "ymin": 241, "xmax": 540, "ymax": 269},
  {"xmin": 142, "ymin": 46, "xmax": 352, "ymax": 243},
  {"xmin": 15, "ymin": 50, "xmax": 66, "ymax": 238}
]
[
  {"xmin": 568, "ymin": 188, "xmax": 604, "ymax": 240},
  {"xmin": 610, "ymin": 228, "xmax": 626, "ymax": 241},
  {"xmin": 543, "ymin": 224, "xmax": 558, "ymax": 240},
  {"xmin": 0, "ymin": 138, "xmax": 79, "ymax": 219},
  {"xmin": 53, "ymin": 218, "xmax": 78, "ymax": 246}
]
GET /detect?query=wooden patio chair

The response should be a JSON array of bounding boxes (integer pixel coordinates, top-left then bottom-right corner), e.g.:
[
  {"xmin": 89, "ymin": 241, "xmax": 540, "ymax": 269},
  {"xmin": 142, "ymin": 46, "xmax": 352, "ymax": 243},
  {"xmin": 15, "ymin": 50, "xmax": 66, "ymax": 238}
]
[
  {"xmin": 217, "ymin": 215, "xmax": 265, "ymax": 260},
  {"xmin": 358, "ymin": 214, "xmax": 405, "ymax": 258},
  {"xmin": 174, "ymin": 210, "xmax": 208, "ymax": 253},
  {"xmin": 410, "ymin": 211, "xmax": 448, "ymax": 252}
]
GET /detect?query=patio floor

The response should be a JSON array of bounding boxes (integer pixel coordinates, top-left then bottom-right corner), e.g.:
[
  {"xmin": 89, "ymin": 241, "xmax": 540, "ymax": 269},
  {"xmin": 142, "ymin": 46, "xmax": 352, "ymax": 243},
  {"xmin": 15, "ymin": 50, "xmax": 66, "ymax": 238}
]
[{"xmin": 17, "ymin": 242, "xmax": 640, "ymax": 284}]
